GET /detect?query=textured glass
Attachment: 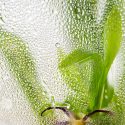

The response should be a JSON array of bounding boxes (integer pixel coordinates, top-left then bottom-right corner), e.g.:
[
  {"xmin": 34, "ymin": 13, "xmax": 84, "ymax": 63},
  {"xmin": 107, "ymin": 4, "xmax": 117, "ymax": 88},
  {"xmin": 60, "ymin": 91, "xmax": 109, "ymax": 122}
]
[{"xmin": 0, "ymin": 0, "xmax": 125, "ymax": 125}]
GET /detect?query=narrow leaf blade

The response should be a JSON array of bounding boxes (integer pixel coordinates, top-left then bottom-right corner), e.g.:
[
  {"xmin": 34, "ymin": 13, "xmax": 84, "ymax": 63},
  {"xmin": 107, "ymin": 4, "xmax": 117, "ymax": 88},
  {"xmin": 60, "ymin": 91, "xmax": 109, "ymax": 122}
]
[
  {"xmin": 0, "ymin": 30, "xmax": 50, "ymax": 117},
  {"xmin": 104, "ymin": 6, "xmax": 122, "ymax": 68}
]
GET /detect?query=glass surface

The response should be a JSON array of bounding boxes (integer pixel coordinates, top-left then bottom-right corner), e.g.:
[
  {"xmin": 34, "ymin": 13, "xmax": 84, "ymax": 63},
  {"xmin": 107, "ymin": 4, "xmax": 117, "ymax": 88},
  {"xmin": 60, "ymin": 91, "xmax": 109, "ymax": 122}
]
[{"xmin": 0, "ymin": 0, "xmax": 125, "ymax": 125}]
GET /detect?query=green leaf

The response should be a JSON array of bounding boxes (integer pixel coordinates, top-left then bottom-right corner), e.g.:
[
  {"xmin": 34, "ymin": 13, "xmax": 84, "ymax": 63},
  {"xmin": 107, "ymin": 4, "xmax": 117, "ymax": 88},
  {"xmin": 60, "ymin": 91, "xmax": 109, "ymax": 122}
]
[
  {"xmin": 59, "ymin": 1, "xmax": 123, "ymax": 125},
  {"xmin": 88, "ymin": 56, "xmax": 103, "ymax": 109},
  {"xmin": 0, "ymin": 30, "xmax": 51, "ymax": 119},
  {"xmin": 92, "ymin": 6, "xmax": 122, "ymax": 110},
  {"xmin": 58, "ymin": 49, "xmax": 91, "ymax": 113},
  {"xmin": 59, "ymin": 49, "xmax": 100, "ymax": 68},
  {"xmin": 104, "ymin": 6, "xmax": 122, "ymax": 69},
  {"xmin": 94, "ymin": 78, "xmax": 114, "ymax": 109},
  {"xmin": 58, "ymin": 49, "xmax": 104, "ymax": 113},
  {"xmin": 58, "ymin": 48, "xmax": 114, "ymax": 112}
]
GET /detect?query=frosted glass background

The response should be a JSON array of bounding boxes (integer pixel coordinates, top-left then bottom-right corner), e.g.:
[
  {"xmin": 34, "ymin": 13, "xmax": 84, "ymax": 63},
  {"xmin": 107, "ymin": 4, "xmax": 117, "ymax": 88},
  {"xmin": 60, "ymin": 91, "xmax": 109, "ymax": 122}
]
[{"xmin": 0, "ymin": 0, "xmax": 125, "ymax": 125}]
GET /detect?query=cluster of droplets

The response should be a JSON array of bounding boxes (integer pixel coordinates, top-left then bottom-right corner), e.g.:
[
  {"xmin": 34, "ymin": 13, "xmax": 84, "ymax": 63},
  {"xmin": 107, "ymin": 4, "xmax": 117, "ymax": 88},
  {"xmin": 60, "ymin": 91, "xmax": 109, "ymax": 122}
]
[
  {"xmin": 0, "ymin": 0, "xmax": 125, "ymax": 125},
  {"xmin": 0, "ymin": 0, "xmax": 71, "ymax": 124},
  {"xmin": 0, "ymin": 29, "xmax": 52, "ymax": 125}
]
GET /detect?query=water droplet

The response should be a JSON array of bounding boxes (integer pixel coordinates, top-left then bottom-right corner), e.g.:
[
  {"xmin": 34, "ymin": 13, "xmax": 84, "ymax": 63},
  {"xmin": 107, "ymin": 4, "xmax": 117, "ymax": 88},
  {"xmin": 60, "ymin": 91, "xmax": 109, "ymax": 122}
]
[
  {"xmin": 63, "ymin": 103, "xmax": 70, "ymax": 109},
  {"xmin": 42, "ymin": 92, "xmax": 46, "ymax": 96},
  {"xmin": 105, "ymin": 95, "xmax": 108, "ymax": 99},
  {"xmin": 0, "ymin": 13, "xmax": 5, "ymax": 25},
  {"xmin": 55, "ymin": 43, "xmax": 60, "ymax": 48},
  {"xmin": 105, "ymin": 90, "xmax": 107, "ymax": 93}
]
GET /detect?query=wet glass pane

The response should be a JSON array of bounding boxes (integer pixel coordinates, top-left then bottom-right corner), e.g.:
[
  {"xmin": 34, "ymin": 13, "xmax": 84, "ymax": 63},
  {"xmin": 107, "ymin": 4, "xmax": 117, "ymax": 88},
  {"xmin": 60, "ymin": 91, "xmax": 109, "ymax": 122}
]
[{"xmin": 0, "ymin": 0, "xmax": 125, "ymax": 125}]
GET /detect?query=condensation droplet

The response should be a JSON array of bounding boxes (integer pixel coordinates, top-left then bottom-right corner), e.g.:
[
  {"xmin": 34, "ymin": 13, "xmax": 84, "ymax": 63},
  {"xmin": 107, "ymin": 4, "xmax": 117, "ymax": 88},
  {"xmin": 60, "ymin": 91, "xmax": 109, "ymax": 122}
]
[
  {"xmin": 63, "ymin": 103, "xmax": 70, "ymax": 109},
  {"xmin": 42, "ymin": 92, "xmax": 46, "ymax": 96},
  {"xmin": 55, "ymin": 43, "xmax": 60, "ymax": 48},
  {"xmin": 105, "ymin": 95, "xmax": 108, "ymax": 99},
  {"xmin": 0, "ymin": 13, "xmax": 4, "ymax": 22},
  {"xmin": 105, "ymin": 90, "xmax": 107, "ymax": 93}
]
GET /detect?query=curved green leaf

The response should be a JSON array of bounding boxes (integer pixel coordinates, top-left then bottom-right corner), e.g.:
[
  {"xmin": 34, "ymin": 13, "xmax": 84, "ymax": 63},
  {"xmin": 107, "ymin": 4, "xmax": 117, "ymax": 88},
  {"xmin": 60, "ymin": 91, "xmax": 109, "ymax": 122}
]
[
  {"xmin": 58, "ymin": 47, "xmax": 114, "ymax": 112},
  {"xmin": 94, "ymin": 6, "xmax": 122, "ymax": 110},
  {"xmin": 58, "ymin": 49, "xmax": 104, "ymax": 113},
  {"xmin": 59, "ymin": 49, "xmax": 100, "ymax": 68},
  {"xmin": 0, "ymin": 29, "xmax": 51, "ymax": 121},
  {"xmin": 58, "ymin": 49, "xmax": 90, "ymax": 113},
  {"xmin": 104, "ymin": 6, "xmax": 122, "ymax": 69}
]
